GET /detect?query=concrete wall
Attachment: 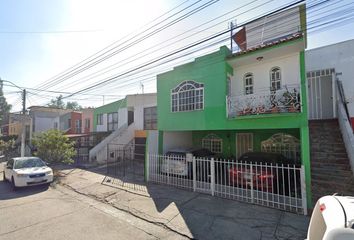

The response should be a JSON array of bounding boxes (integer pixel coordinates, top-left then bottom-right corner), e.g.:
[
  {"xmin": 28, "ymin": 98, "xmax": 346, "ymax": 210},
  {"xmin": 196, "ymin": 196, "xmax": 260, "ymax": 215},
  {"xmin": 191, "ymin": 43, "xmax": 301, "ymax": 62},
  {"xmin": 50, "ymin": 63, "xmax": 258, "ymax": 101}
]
[
  {"xmin": 30, "ymin": 108, "xmax": 71, "ymax": 133},
  {"xmin": 162, "ymin": 131, "xmax": 193, "ymax": 153},
  {"xmin": 306, "ymin": 39, "xmax": 354, "ymax": 121},
  {"xmin": 118, "ymin": 108, "xmax": 127, "ymax": 129},
  {"xmin": 338, "ymin": 102, "xmax": 354, "ymax": 175},
  {"xmin": 127, "ymin": 94, "xmax": 157, "ymax": 130},
  {"xmin": 34, "ymin": 116, "xmax": 59, "ymax": 133},
  {"xmin": 147, "ymin": 130, "xmax": 158, "ymax": 154},
  {"xmin": 231, "ymin": 52, "xmax": 300, "ymax": 95}
]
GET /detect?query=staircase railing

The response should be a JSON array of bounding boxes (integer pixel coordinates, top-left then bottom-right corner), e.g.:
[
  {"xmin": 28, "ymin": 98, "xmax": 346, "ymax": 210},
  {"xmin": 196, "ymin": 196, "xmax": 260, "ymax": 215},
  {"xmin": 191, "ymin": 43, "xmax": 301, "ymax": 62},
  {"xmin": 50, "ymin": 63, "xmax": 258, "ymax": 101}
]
[
  {"xmin": 337, "ymin": 80, "xmax": 354, "ymax": 176},
  {"xmin": 89, "ymin": 123, "xmax": 128, "ymax": 163}
]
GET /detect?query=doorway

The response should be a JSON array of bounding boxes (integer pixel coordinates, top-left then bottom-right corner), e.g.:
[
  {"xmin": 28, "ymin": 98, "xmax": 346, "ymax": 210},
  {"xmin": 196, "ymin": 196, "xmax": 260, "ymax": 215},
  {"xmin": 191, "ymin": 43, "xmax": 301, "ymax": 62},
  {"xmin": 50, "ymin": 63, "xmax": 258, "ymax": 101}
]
[
  {"xmin": 236, "ymin": 133, "xmax": 253, "ymax": 158},
  {"xmin": 307, "ymin": 68, "xmax": 335, "ymax": 120}
]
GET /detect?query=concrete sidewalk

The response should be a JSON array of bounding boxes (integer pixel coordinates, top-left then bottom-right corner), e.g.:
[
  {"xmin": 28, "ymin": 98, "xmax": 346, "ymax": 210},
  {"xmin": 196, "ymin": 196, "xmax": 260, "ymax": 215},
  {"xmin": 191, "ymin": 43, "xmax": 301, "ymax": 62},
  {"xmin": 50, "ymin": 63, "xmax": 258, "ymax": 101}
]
[{"xmin": 57, "ymin": 166, "xmax": 310, "ymax": 240}]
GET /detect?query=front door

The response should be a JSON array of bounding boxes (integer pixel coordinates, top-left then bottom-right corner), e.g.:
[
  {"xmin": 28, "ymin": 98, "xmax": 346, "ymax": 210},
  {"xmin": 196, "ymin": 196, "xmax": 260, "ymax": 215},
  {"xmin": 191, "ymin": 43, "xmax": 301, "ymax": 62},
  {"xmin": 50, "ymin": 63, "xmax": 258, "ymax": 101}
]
[
  {"xmin": 307, "ymin": 69, "xmax": 335, "ymax": 119},
  {"xmin": 236, "ymin": 133, "xmax": 253, "ymax": 158}
]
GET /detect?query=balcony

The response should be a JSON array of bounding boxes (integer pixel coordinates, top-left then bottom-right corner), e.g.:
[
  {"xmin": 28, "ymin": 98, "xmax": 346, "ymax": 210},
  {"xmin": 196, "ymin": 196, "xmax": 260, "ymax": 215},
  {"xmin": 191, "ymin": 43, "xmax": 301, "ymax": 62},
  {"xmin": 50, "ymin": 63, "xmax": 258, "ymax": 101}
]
[{"xmin": 227, "ymin": 84, "xmax": 301, "ymax": 118}]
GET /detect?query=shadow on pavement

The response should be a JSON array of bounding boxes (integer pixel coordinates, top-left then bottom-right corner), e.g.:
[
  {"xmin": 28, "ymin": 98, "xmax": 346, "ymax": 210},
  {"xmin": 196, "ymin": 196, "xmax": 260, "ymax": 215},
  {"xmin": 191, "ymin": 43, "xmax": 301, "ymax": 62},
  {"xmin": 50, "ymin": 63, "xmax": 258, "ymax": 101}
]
[
  {"xmin": 57, "ymin": 163, "xmax": 310, "ymax": 240},
  {"xmin": 0, "ymin": 178, "xmax": 49, "ymax": 200}
]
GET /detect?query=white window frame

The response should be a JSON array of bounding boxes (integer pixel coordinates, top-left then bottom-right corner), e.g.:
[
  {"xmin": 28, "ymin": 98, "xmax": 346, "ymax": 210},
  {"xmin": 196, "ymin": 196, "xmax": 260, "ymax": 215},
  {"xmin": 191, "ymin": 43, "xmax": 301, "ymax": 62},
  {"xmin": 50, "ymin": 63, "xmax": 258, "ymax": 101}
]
[
  {"xmin": 107, "ymin": 112, "xmax": 118, "ymax": 131},
  {"xmin": 244, "ymin": 73, "xmax": 254, "ymax": 95},
  {"xmin": 97, "ymin": 114, "xmax": 103, "ymax": 125},
  {"xmin": 202, "ymin": 134, "xmax": 223, "ymax": 153},
  {"xmin": 270, "ymin": 67, "xmax": 281, "ymax": 90},
  {"xmin": 144, "ymin": 106, "xmax": 157, "ymax": 130},
  {"xmin": 171, "ymin": 80, "xmax": 204, "ymax": 112}
]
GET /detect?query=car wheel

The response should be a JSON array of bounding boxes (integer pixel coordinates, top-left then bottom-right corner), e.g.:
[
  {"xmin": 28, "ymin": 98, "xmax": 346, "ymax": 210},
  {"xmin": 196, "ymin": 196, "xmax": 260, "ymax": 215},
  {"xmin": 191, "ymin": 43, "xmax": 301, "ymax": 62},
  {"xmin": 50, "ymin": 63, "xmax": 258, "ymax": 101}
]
[
  {"xmin": 11, "ymin": 177, "xmax": 18, "ymax": 191},
  {"xmin": 3, "ymin": 171, "xmax": 8, "ymax": 182}
]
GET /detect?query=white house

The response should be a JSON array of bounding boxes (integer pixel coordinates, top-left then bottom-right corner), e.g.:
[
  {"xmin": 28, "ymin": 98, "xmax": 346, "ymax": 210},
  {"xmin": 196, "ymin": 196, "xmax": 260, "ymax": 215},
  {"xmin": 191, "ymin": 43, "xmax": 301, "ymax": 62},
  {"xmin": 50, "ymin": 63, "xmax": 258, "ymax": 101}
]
[{"xmin": 306, "ymin": 39, "xmax": 354, "ymax": 127}]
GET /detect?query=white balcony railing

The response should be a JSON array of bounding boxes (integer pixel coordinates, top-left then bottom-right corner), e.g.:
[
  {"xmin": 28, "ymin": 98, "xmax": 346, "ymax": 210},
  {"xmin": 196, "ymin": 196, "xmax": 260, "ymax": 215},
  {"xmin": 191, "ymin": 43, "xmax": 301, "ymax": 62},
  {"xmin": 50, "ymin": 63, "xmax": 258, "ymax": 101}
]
[{"xmin": 227, "ymin": 84, "xmax": 301, "ymax": 118}]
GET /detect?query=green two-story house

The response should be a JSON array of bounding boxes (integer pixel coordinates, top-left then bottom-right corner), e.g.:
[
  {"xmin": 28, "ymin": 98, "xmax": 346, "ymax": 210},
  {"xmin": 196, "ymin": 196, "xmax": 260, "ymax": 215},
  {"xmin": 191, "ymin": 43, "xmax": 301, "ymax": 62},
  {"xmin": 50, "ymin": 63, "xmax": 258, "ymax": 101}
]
[{"xmin": 156, "ymin": 4, "xmax": 311, "ymax": 208}]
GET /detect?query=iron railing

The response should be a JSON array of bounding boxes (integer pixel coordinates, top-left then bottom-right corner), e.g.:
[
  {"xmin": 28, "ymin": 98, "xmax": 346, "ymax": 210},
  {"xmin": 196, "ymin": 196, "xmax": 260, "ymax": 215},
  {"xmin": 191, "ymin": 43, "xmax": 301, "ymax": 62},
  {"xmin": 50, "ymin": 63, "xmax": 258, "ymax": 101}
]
[
  {"xmin": 148, "ymin": 153, "xmax": 307, "ymax": 215},
  {"xmin": 227, "ymin": 84, "xmax": 301, "ymax": 118}
]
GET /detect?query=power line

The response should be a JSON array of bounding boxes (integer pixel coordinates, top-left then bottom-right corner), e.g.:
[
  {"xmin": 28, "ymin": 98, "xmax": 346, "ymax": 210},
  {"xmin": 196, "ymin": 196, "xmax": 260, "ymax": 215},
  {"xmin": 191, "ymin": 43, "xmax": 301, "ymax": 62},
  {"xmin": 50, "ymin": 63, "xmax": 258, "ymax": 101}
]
[
  {"xmin": 28, "ymin": 0, "xmax": 354, "ymax": 106},
  {"xmin": 43, "ymin": 1, "xmax": 312, "ymax": 94},
  {"xmin": 54, "ymin": 0, "xmax": 273, "ymax": 92},
  {"xmin": 35, "ymin": 0, "xmax": 212, "ymax": 91},
  {"xmin": 60, "ymin": 0, "xmax": 306, "ymax": 99},
  {"xmin": 32, "ymin": 0, "xmax": 192, "ymax": 91},
  {"xmin": 46, "ymin": 0, "xmax": 332, "ymax": 99}
]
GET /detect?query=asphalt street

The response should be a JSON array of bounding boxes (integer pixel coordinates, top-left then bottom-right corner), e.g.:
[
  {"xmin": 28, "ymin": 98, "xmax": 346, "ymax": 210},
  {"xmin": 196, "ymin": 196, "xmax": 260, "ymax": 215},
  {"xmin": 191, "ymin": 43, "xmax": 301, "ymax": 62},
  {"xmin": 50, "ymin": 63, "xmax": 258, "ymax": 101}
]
[{"xmin": 0, "ymin": 163, "xmax": 187, "ymax": 240}]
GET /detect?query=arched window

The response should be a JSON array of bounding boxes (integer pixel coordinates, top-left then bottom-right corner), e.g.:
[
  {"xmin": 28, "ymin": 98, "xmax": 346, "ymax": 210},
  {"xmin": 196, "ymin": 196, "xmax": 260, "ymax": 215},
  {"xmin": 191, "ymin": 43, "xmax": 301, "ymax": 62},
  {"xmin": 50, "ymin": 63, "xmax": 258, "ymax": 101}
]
[
  {"xmin": 244, "ymin": 73, "xmax": 253, "ymax": 95},
  {"xmin": 270, "ymin": 67, "xmax": 281, "ymax": 90},
  {"xmin": 261, "ymin": 133, "xmax": 300, "ymax": 163},
  {"xmin": 171, "ymin": 80, "xmax": 204, "ymax": 112},
  {"xmin": 202, "ymin": 134, "xmax": 223, "ymax": 153}
]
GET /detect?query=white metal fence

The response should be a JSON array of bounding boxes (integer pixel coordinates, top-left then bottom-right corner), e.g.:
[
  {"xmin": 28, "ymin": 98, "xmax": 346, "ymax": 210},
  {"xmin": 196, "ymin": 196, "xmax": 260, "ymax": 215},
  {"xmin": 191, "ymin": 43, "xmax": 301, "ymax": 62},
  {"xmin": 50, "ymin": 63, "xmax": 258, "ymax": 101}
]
[{"xmin": 148, "ymin": 153, "xmax": 307, "ymax": 215}]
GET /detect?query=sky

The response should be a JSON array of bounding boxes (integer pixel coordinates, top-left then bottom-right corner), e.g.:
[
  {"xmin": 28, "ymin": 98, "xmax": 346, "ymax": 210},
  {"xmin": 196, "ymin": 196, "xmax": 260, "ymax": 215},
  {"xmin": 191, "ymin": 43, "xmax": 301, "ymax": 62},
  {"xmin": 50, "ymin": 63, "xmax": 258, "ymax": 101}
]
[{"xmin": 1, "ymin": 0, "xmax": 354, "ymax": 112}]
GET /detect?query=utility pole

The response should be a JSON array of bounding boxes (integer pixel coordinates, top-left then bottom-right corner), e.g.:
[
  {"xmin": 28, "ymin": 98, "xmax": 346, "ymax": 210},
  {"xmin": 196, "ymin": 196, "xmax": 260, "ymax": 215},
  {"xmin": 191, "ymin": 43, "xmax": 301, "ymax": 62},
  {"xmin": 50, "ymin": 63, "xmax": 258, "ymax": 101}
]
[
  {"xmin": 21, "ymin": 89, "xmax": 26, "ymax": 157},
  {"xmin": 230, "ymin": 21, "xmax": 233, "ymax": 52}
]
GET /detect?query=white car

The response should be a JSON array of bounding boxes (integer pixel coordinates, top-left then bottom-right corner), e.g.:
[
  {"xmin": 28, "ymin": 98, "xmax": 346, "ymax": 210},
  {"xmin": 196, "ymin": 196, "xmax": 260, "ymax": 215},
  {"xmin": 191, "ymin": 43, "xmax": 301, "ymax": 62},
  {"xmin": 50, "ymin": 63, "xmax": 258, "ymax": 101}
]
[
  {"xmin": 3, "ymin": 157, "xmax": 53, "ymax": 189},
  {"xmin": 160, "ymin": 150, "xmax": 193, "ymax": 177},
  {"xmin": 307, "ymin": 195, "xmax": 354, "ymax": 240}
]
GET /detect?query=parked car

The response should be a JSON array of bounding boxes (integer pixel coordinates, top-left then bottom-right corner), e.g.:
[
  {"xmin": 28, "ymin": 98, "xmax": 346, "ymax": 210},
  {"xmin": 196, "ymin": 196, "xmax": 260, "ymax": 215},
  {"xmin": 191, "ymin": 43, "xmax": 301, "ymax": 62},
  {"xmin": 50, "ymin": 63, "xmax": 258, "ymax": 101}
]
[
  {"xmin": 228, "ymin": 152, "xmax": 299, "ymax": 194},
  {"xmin": 307, "ymin": 195, "xmax": 354, "ymax": 240},
  {"xmin": 160, "ymin": 149, "xmax": 191, "ymax": 177},
  {"xmin": 3, "ymin": 157, "xmax": 53, "ymax": 189},
  {"xmin": 160, "ymin": 148, "xmax": 216, "ymax": 178}
]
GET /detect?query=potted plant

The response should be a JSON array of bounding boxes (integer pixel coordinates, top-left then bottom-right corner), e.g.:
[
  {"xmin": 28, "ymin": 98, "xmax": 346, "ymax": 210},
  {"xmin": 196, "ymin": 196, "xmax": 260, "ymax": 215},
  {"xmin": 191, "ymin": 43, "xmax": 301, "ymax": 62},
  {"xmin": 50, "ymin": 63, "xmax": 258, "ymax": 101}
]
[{"xmin": 282, "ymin": 87, "xmax": 300, "ymax": 112}]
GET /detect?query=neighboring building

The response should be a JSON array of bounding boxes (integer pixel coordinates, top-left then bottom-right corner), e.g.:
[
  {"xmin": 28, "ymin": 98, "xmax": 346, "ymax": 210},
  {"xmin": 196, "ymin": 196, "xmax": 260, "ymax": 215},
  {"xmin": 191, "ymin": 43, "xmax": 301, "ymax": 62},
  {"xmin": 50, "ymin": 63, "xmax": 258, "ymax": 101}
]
[
  {"xmin": 82, "ymin": 108, "xmax": 94, "ymax": 134},
  {"xmin": 305, "ymin": 39, "xmax": 354, "ymax": 202},
  {"xmin": 90, "ymin": 93, "xmax": 157, "ymax": 163},
  {"xmin": 28, "ymin": 106, "xmax": 71, "ymax": 134},
  {"xmin": 59, "ymin": 111, "xmax": 82, "ymax": 134},
  {"xmin": 306, "ymin": 39, "xmax": 354, "ymax": 129},
  {"xmin": 1, "ymin": 113, "xmax": 32, "ymax": 140},
  {"xmin": 156, "ymin": 5, "xmax": 311, "ymax": 205}
]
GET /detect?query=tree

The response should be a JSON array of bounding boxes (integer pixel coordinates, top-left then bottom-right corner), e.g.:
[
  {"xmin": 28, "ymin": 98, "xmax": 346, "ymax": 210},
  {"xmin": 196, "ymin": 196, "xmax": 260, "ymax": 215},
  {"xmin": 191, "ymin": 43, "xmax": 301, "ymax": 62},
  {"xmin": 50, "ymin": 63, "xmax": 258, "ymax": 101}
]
[
  {"xmin": 32, "ymin": 129, "xmax": 75, "ymax": 164},
  {"xmin": 0, "ymin": 138, "xmax": 15, "ymax": 155},
  {"xmin": 47, "ymin": 95, "xmax": 65, "ymax": 109},
  {"xmin": 66, "ymin": 101, "xmax": 82, "ymax": 110},
  {"xmin": 0, "ymin": 80, "xmax": 12, "ymax": 126}
]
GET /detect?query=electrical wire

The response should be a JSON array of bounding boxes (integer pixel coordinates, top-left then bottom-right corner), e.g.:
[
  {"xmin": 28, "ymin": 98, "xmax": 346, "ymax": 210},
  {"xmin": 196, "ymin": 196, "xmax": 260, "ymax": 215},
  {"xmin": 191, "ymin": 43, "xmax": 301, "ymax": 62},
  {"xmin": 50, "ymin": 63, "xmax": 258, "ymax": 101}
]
[{"xmin": 35, "ymin": 0, "xmax": 218, "ymax": 91}]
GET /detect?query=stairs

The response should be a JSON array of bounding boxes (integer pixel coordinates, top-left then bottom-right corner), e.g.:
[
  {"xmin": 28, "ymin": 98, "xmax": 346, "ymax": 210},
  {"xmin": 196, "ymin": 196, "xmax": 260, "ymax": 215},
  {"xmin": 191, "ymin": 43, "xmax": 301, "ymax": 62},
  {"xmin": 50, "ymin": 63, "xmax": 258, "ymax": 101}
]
[{"xmin": 309, "ymin": 119, "xmax": 354, "ymax": 203}]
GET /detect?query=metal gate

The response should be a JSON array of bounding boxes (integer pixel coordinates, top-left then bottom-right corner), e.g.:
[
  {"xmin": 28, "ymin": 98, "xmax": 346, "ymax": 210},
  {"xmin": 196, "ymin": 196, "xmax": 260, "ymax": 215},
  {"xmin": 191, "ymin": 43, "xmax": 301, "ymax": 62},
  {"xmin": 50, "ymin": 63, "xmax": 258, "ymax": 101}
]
[
  {"xmin": 148, "ymin": 153, "xmax": 307, "ymax": 215},
  {"xmin": 307, "ymin": 68, "xmax": 336, "ymax": 120},
  {"xmin": 105, "ymin": 142, "xmax": 146, "ymax": 185}
]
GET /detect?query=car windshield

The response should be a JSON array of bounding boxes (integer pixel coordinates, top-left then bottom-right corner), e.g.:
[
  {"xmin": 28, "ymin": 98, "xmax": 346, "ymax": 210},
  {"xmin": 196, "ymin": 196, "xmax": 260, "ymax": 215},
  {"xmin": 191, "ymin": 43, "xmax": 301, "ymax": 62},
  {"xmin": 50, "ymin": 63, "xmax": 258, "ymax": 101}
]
[{"xmin": 14, "ymin": 158, "xmax": 46, "ymax": 169}]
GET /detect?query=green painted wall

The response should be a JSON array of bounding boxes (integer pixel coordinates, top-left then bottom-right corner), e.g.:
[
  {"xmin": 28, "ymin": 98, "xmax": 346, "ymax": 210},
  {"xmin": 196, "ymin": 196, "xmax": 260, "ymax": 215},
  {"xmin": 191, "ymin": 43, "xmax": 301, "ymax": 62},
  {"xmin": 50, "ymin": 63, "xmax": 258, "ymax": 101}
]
[
  {"xmin": 93, "ymin": 98, "xmax": 127, "ymax": 131},
  {"xmin": 157, "ymin": 41, "xmax": 309, "ymax": 132},
  {"xmin": 192, "ymin": 129, "xmax": 300, "ymax": 159},
  {"xmin": 157, "ymin": 46, "xmax": 232, "ymax": 131},
  {"xmin": 156, "ymin": 41, "xmax": 312, "ymax": 208}
]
